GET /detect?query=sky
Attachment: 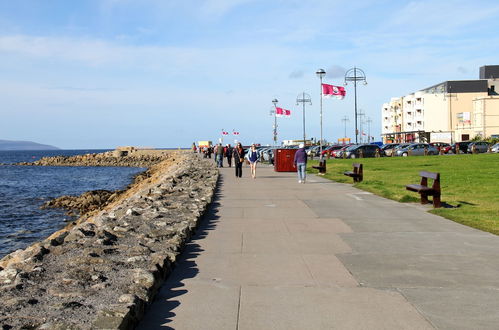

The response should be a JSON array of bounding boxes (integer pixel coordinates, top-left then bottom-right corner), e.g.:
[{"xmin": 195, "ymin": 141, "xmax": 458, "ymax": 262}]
[{"xmin": 1, "ymin": 0, "xmax": 499, "ymax": 149}]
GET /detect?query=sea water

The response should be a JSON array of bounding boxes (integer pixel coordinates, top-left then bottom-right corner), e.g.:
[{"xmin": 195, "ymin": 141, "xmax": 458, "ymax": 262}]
[{"xmin": 0, "ymin": 150, "xmax": 145, "ymax": 258}]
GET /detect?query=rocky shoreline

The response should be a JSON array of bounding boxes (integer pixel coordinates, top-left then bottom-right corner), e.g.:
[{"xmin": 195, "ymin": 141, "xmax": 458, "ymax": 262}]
[
  {"xmin": 13, "ymin": 150, "xmax": 168, "ymax": 168},
  {"xmin": 0, "ymin": 152, "xmax": 218, "ymax": 329}
]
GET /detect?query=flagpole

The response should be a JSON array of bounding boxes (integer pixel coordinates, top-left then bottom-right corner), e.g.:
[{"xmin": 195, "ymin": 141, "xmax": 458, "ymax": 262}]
[
  {"xmin": 316, "ymin": 69, "xmax": 326, "ymax": 159},
  {"xmin": 272, "ymin": 98, "xmax": 279, "ymax": 149}
]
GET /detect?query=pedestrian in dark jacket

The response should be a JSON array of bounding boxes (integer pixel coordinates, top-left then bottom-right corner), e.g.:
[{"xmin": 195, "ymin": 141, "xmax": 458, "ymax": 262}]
[
  {"xmin": 233, "ymin": 142, "xmax": 245, "ymax": 178},
  {"xmin": 293, "ymin": 143, "xmax": 308, "ymax": 183},
  {"xmin": 225, "ymin": 144, "xmax": 233, "ymax": 167}
]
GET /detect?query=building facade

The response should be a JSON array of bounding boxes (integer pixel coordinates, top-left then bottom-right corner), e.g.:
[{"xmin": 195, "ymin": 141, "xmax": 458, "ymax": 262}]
[{"xmin": 381, "ymin": 65, "xmax": 499, "ymax": 144}]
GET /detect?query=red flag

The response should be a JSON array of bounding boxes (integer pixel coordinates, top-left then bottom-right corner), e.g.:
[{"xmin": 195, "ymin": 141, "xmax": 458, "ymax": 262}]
[
  {"xmin": 233, "ymin": 130, "xmax": 240, "ymax": 135},
  {"xmin": 322, "ymin": 83, "xmax": 346, "ymax": 100},
  {"xmin": 276, "ymin": 107, "xmax": 291, "ymax": 117},
  {"xmin": 222, "ymin": 129, "xmax": 229, "ymax": 135}
]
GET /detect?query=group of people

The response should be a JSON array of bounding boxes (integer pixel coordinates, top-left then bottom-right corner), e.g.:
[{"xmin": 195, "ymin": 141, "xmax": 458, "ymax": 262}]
[
  {"xmin": 192, "ymin": 142, "xmax": 308, "ymax": 183},
  {"xmin": 210, "ymin": 143, "xmax": 260, "ymax": 179}
]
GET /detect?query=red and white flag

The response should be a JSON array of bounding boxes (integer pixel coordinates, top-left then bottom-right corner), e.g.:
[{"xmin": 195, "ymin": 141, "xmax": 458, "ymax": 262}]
[
  {"xmin": 322, "ymin": 83, "xmax": 346, "ymax": 100},
  {"xmin": 222, "ymin": 129, "xmax": 229, "ymax": 135},
  {"xmin": 233, "ymin": 130, "xmax": 240, "ymax": 135},
  {"xmin": 276, "ymin": 107, "xmax": 291, "ymax": 117}
]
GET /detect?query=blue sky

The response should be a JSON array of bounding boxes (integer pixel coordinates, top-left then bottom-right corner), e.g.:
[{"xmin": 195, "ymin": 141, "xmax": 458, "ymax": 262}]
[{"xmin": 1, "ymin": 0, "xmax": 499, "ymax": 148}]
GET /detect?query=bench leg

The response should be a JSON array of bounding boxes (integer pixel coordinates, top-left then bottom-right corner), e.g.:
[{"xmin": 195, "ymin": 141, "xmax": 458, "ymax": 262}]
[
  {"xmin": 420, "ymin": 193, "xmax": 430, "ymax": 204},
  {"xmin": 433, "ymin": 194, "xmax": 442, "ymax": 208}
]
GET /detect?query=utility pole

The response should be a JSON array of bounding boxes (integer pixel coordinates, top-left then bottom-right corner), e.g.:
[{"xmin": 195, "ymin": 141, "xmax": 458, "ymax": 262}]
[
  {"xmin": 366, "ymin": 117, "xmax": 373, "ymax": 143},
  {"xmin": 341, "ymin": 116, "xmax": 349, "ymax": 141},
  {"xmin": 358, "ymin": 110, "xmax": 365, "ymax": 143},
  {"xmin": 296, "ymin": 92, "xmax": 312, "ymax": 145}
]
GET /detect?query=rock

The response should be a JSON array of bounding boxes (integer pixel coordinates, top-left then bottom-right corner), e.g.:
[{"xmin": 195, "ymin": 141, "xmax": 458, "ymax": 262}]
[
  {"xmin": 0, "ymin": 153, "xmax": 219, "ymax": 329},
  {"xmin": 0, "ymin": 268, "xmax": 18, "ymax": 284},
  {"xmin": 132, "ymin": 269, "xmax": 155, "ymax": 288}
]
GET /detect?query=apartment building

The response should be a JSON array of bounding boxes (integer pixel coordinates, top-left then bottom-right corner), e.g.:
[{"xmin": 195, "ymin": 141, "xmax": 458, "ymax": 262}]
[{"xmin": 381, "ymin": 65, "xmax": 499, "ymax": 144}]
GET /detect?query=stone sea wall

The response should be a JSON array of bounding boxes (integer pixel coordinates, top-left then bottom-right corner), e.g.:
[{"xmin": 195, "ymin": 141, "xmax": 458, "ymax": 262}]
[
  {"xmin": 15, "ymin": 150, "xmax": 168, "ymax": 168},
  {"xmin": 0, "ymin": 152, "xmax": 218, "ymax": 329}
]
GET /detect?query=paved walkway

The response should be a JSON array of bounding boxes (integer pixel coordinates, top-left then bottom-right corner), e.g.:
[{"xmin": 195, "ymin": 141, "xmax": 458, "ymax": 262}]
[{"xmin": 139, "ymin": 164, "xmax": 499, "ymax": 329}]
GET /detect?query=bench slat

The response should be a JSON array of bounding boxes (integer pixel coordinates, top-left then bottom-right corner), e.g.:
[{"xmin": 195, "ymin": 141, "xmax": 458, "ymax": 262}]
[
  {"xmin": 419, "ymin": 171, "xmax": 439, "ymax": 180},
  {"xmin": 406, "ymin": 184, "xmax": 433, "ymax": 192}
]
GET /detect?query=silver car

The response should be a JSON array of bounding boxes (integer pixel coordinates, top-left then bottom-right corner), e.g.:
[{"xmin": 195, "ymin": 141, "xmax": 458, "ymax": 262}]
[
  {"xmin": 468, "ymin": 141, "xmax": 489, "ymax": 153},
  {"xmin": 395, "ymin": 143, "xmax": 439, "ymax": 156},
  {"xmin": 491, "ymin": 143, "xmax": 499, "ymax": 153}
]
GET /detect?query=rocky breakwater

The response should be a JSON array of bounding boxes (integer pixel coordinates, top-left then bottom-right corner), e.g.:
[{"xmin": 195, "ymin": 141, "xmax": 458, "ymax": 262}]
[
  {"xmin": 14, "ymin": 150, "xmax": 167, "ymax": 167},
  {"xmin": 0, "ymin": 153, "xmax": 218, "ymax": 329}
]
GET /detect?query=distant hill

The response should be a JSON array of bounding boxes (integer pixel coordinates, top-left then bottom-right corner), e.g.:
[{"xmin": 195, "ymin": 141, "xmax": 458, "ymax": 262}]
[{"xmin": 0, "ymin": 139, "xmax": 60, "ymax": 150}]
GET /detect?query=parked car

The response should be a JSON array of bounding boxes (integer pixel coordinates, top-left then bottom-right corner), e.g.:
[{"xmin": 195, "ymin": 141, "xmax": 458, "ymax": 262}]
[
  {"xmin": 395, "ymin": 143, "xmax": 439, "ymax": 156},
  {"xmin": 429, "ymin": 142, "xmax": 450, "ymax": 153},
  {"xmin": 391, "ymin": 143, "xmax": 412, "ymax": 155},
  {"xmin": 468, "ymin": 141, "xmax": 489, "ymax": 153},
  {"xmin": 333, "ymin": 144, "xmax": 354, "ymax": 158},
  {"xmin": 344, "ymin": 144, "xmax": 382, "ymax": 158},
  {"xmin": 308, "ymin": 145, "xmax": 326, "ymax": 157},
  {"xmin": 381, "ymin": 143, "xmax": 400, "ymax": 156},
  {"xmin": 449, "ymin": 141, "xmax": 472, "ymax": 154},
  {"xmin": 491, "ymin": 143, "xmax": 499, "ymax": 153},
  {"xmin": 321, "ymin": 145, "xmax": 344, "ymax": 157}
]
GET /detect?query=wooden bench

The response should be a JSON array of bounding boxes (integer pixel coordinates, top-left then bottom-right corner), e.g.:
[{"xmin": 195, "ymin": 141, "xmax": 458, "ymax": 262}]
[
  {"xmin": 343, "ymin": 163, "xmax": 363, "ymax": 182},
  {"xmin": 405, "ymin": 171, "xmax": 441, "ymax": 208},
  {"xmin": 312, "ymin": 160, "xmax": 326, "ymax": 174}
]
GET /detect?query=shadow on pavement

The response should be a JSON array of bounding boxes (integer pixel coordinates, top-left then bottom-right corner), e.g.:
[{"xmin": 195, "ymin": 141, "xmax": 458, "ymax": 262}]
[{"xmin": 136, "ymin": 176, "xmax": 223, "ymax": 329}]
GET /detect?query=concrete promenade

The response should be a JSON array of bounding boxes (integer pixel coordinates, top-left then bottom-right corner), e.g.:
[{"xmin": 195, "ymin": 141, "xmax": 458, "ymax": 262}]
[{"xmin": 139, "ymin": 164, "xmax": 499, "ymax": 329}]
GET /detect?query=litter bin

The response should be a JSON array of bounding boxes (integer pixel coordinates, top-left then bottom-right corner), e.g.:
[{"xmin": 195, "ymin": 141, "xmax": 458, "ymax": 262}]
[{"xmin": 274, "ymin": 148, "xmax": 297, "ymax": 172}]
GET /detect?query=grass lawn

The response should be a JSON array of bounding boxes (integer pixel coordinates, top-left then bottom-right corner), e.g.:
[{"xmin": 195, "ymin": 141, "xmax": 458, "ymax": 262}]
[{"xmin": 308, "ymin": 154, "xmax": 499, "ymax": 235}]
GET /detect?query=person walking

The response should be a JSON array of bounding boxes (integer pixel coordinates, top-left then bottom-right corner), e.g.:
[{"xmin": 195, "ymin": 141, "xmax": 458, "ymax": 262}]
[
  {"xmin": 294, "ymin": 143, "xmax": 308, "ymax": 183},
  {"xmin": 246, "ymin": 144, "xmax": 260, "ymax": 179},
  {"xmin": 225, "ymin": 144, "xmax": 233, "ymax": 167},
  {"xmin": 233, "ymin": 142, "xmax": 245, "ymax": 178},
  {"xmin": 215, "ymin": 143, "xmax": 224, "ymax": 168}
]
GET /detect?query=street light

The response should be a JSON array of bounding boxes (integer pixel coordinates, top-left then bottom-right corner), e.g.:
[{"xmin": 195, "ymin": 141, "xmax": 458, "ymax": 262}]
[
  {"xmin": 344, "ymin": 67, "xmax": 367, "ymax": 144},
  {"xmin": 316, "ymin": 68, "xmax": 326, "ymax": 157},
  {"xmin": 296, "ymin": 92, "xmax": 312, "ymax": 146},
  {"xmin": 271, "ymin": 98, "xmax": 279, "ymax": 148}
]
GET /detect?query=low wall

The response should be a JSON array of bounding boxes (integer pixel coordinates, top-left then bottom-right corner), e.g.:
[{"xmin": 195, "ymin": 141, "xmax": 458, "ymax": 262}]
[{"xmin": 0, "ymin": 153, "xmax": 218, "ymax": 329}]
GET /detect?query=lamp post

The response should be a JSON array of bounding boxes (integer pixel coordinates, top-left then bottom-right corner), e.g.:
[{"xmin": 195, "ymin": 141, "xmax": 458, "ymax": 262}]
[
  {"xmin": 316, "ymin": 69, "xmax": 326, "ymax": 158},
  {"xmin": 344, "ymin": 67, "xmax": 367, "ymax": 144},
  {"xmin": 296, "ymin": 92, "xmax": 312, "ymax": 145},
  {"xmin": 271, "ymin": 98, "xmax": 279, "ymax": 148}
]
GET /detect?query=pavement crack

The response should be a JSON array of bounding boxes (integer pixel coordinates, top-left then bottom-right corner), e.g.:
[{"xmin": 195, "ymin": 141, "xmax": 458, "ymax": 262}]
[{"xmin": 236, "ymin": 285, "xmax": 242, "ymax": 330}]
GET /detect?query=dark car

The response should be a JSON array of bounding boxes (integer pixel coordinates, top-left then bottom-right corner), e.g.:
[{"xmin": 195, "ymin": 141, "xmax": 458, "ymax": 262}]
[
  {"xmin": 468, "ymin": 141, "xmax": 489, "ymax": 153},
  {"xmin": 344, "ymin": 144, "xmax": 382, "ymax": 158},
  {"xmin": 450, "ymin": 141, "xmax": 472, "ymax": 154}
]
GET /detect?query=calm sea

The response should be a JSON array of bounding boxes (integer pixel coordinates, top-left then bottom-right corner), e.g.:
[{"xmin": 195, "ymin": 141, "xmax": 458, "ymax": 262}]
[{"xmin": 0, "ymin": 150, "xmax": 145, "ymax": 258}]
